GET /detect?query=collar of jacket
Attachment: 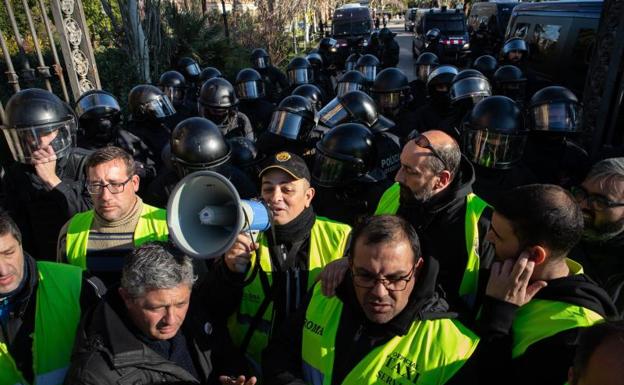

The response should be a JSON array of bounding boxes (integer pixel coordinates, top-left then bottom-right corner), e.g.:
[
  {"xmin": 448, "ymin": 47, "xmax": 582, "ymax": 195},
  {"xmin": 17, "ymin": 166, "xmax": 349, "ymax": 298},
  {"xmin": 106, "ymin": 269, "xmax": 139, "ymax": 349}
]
[{"xmin": 6, "ymin": 253, "xmax": 38, "ymax": 319}]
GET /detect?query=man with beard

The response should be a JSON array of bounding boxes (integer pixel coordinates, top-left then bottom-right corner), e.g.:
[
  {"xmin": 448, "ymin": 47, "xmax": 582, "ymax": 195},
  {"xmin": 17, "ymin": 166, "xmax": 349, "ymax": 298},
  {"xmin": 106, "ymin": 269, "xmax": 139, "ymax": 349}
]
[
  {"xmin": 570, "ymin": 158, "xmax": 624, "ymax": 316},
  {"xmin": 374, "ymin": 130, "xmax": 495, "ymax": 311}
]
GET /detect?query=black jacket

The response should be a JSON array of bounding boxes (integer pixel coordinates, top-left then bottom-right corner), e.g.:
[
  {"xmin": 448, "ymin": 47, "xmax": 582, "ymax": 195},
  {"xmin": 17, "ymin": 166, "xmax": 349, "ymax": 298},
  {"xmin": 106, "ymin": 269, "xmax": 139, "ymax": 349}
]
[
  {"xmin": 64, "ymin": 288, "xmax": 248, "ymax": 385},
  {"xmin": 1, "ymin": 148, "xmax": 93, "ymax": 260},
  {"xmin": 412, "ymin": 100, "xmax": 456, "ymax": 139},
  {"xmin": 472, "ymin": 163, "xmax": 538, "ymax": 205},
  {"xmin": 396, "ymin": 156, "xmax": 495, "ymax": 311},
  {"xmin": 0, "ymin": 254, "xmax": 104, "ymax": 384},
  {"xmin": 238, "ymin": 99, "xmax": 275, "ymax": 136},
  {"xmin": 258, "ymin": 66, "xmax": 289, "ymax": 103},
  {"xmin": 476, "ymin": 270, "xmax": 617, "ymax": 385},
  {"xmin": 380, "ymin": 39, "xmax": 400, "ymax": 68}
]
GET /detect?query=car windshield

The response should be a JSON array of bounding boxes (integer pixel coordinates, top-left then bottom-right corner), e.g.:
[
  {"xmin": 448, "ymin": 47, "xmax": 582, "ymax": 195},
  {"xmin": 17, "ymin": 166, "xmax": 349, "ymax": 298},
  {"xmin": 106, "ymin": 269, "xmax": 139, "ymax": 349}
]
[
  {"xmin": 333, "ymin": 21, "xmax": 371, "ymax": 36},
  {"xmin": 425, "ymin": 17, "xmax": 466, "ymax": 35}
]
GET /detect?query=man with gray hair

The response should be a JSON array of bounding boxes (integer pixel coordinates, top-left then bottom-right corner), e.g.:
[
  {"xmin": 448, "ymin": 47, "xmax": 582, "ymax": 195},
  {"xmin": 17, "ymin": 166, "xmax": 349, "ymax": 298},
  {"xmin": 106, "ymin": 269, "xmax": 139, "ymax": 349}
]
[
  {"xmin": 65, "ymin": 241, "xmax": 252, "ymax": 384},
  {"xmin": 570, "ymin": 157, "xmax": 624, "ymax": 316}
]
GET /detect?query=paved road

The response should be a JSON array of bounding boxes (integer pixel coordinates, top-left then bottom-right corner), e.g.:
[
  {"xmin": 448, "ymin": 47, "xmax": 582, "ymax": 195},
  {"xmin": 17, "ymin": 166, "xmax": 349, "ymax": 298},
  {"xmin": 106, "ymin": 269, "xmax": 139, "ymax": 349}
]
[{"xmin": 386, "ymin": 19, "xmax": 416, "ymax": 82}]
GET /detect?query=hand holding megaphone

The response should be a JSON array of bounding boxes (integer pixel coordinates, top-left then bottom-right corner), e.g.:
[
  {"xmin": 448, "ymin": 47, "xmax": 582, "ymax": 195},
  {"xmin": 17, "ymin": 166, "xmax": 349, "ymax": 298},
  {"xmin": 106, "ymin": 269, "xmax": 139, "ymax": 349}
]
[{"xmin": 224, "ymin": 233, "xmax": 259, "ymax": 273}]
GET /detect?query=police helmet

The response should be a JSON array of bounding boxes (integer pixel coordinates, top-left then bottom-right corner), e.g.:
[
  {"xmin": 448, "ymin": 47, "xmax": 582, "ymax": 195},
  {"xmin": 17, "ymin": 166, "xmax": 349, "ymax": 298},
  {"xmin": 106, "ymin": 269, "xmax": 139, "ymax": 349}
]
[
  {"xmin": 493, "ymin": 65, "xmax": 527, "ymax": 104},
  {"xmin": 345, "ymin": 53, "xmax": 362, "ymax": 71},
  {"xmin": 450, "ymin": 69, "xmax": 492, "ymax": 104},
  {"xmin": 128, "ymin": 84, "xmax": 176, "ymax": 122},
  {"xmin": 158, "ymin": 70, "xmax": 187, "ymax": 106},
  {"xmin": 371, "ymin": 68, "xmax": 410, "ymax": 113},
  {"xmin": 306, "ymin": 53, "xmax": 324, "ymax": 71},
  {"xmin": 199, "ymin": 67, "xmax": 223, "ymax": 82},
  {"xmin": 251, "ymin": 48, "xmax": 271, "ymax": 69},
  {"xmin": 356, "ymin": 54, "xmax": 381, "ymax": 83},
  {"xmin": 528, "ymin": 86, "xmax": 582, "ymax": 133},
  {"xmin": 472, "ymin": 55, "xmax": 498, "ymax": 80},
  {"xmin": 502, "ymin": 38, "xmax": 529, "ymax": 58},
  {"xmin": 198, "ymin": 78, "xmax": 238, "ymax": 120},
  {"xmin": 75, "ymin": 89, "xmax": 122, "ymax": 144},
  {"xmin": 235, "ymin": 68, "xmax": 265, "ymax": 100},
  {"xmin": 267, "ymin": 95, "xmax": 316, "ymax": 142},
  {"xmin": 336, "ymin": 70, "xmax": 367, "ymax": 97},
  {"xmin": 228, "ymin": 136, "xmax": 265, "ymax": 181},
  {"xmin": 378, "ymin": 28, "xmax": 396, "ymax": 42},
  {"xmin": 318, "ymin": 90, "xmax": 395, "ymax": 132},
  {"xmin": 177, "ymin": 57, "xmax": 201, "ymax": 81},
  {"xmin": 425, "ymin": 28, "xmax": 441, "ymax": 43},
  {"xmin": 292, "ymin": 84, "xmax": 325, "ymax": 112},
  {"xmin": 286, "ymin": 57, "xmax": 314, "ymax": 86},
  {"xmin": 414, "ymin": 52, "xmax": 439, "ymax": 83}
]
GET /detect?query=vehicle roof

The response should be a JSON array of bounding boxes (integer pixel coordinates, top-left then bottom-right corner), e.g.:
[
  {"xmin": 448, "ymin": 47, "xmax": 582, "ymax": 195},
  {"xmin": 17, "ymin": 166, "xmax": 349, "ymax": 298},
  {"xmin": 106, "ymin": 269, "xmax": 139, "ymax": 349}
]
[
  {"xmin": 512, "ymin": 0, "xmax": 603, "ymax": 13},
  {"xmin": 334, "ymin": 6, "xmax": 371, "ymax": 19}
]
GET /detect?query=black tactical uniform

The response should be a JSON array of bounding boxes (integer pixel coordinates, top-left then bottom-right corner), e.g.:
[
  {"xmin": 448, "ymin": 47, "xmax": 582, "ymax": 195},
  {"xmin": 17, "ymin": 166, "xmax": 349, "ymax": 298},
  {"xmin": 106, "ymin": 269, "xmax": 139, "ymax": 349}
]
[
  {"xmin": 235, "ymin": 68, "xmax": 275, "ymax": 136},
  {"xmin": 251, "ymin": 48, "xmax": 289, "ymax": 103},
  {"xmin": 198, "ymin": 78, "xmax": 254, "ymax": 141}
]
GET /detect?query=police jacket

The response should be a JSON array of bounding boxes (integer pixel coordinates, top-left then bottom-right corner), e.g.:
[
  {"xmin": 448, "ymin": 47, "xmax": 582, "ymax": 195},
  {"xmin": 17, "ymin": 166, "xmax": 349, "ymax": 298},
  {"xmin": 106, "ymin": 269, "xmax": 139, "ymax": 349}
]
[
  {"xmin": 376, "ymin": 156, "xmax": 495, "ymax": 312},
  {"xmin": 238, "ymin": 99, "xmax": 275, "ymax": 136},
  {"xmin": 262, "ymin": 256, "xmax": 488, "ymax": 385},
  {"xmin": 1, "ymin": 148, "xmax": 92, "ymax": 260},
  {"xmin": 258, "ymin": 66, "xmax": 290, "ymax": 103},
  {"xmin": 476, "ymin": 259, "xmax": 617, "ymax": 385},
  {"xmin": 64, "ymin": 288, "xmax": 248, "ymax": 385},
  {"xmin": 412, "ymin": 100, "xmax": 456, "ymax": 140},
  {"xmin": 0, "ymin": 253, "xmax": 104, "ymax": 385},
  {"xmin": 380, "ymin": 40, "xmax": 400, "ymax": 68},
  {"xmin": 126, "ymin": 120, "xmax": 173, "ymax": 172}
]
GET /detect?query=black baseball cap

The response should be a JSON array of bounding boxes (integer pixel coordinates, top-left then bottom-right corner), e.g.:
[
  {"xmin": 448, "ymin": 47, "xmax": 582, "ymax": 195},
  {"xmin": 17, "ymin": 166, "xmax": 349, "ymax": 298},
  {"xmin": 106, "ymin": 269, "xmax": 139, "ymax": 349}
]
[{"xmin": 259, "ymin": 151, "xmax": 311, "ymax": 181}]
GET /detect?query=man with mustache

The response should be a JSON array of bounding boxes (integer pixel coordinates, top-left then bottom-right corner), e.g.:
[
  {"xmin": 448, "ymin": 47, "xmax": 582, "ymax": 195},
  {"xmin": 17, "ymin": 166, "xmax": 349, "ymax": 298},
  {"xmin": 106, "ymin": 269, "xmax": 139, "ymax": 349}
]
[
  {"xmin": 200, "ymin": 152, "xmax": 351, "ymax": 376},
  {"xmin": 570, "ymin": 158, "xmax": 624, "ymax": 316},
  {"xmin": 375, "ymin": 130, "xmax": 495, "ymax": 312}
]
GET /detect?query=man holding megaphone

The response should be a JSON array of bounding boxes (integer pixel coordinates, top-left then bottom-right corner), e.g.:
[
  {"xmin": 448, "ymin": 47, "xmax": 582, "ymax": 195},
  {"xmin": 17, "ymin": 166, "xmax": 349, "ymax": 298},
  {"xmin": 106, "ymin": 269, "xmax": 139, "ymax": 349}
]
[{"xmin": 200, "ymin": 151, "xmax": 352, "ymax": 375}]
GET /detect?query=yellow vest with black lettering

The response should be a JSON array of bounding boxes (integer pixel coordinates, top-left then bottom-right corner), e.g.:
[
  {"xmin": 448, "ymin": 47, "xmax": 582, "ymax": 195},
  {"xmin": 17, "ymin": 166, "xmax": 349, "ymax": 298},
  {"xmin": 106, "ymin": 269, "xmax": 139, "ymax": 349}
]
[
  {"xmin": 512, "ymin": 259, "xmax": 605, "ymax": 359},
  {"xmin": 0, "ymin": 262, "xmax": 82, "ymax": 385},
  {"xmin": 227, "ymin": 217, "xmax": 351, "ymax": 367},
  {"xmin": 375, "ymin": 183, "xmax": 489, "ymax": 301},
  {"xmin": 302, "ymin": 284, "xmax": 479, "ymax": 385},
  {"xmin": 65, "ymin": 203, "xmax": 169, "ymax": 269}
]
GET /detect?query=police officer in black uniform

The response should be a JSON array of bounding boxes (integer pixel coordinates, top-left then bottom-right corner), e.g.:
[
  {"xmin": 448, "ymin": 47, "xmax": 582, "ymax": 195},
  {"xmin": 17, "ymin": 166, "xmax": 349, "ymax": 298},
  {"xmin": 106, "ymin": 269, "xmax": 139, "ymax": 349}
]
[
  {"xmin": 176, "ymin": 57, "xmax": 202, "ymax": 111},
  {"xmin": 1, "ymin": 88, "xmax": 92, "ymax": 260},
  {"xmin": 251, "ymin": 48, "xmax": 289, "ymax": 103},
  {"xmin": 317, "ymin": 37, "xmax": 339, "ymax": 75},
  {"xmin": 423, "ymin": 28, "xmax": 444, "ymax": 60},
  {"xmin": 371, "ymin": 67, "xmax": 417, "ymax": 142},
  {"xmin": 306, "ymin": 52, "xmax": 335, "ymax": 100},
  {"xmin": 411, "ymin": 52, "xmax": 439, "ymax": 108},
  {"xmin": 292, "ymin": 84, "xmax": 326, "ymax": 112},
  {"xmin": 447, "ymin": 69, "xmax": 492, "ymax": 140},
  {"xmin": 356, "ymin": 54, "xmax": 381, "ymax": 92},
  {"xmin": 411, "ymin": 65, "xmax": 459, "ymax": 137},
  {"xmin": 378, "ymin": 28, "xmax": 400, "ymax": 69},
  {"xmin": 311, "ymin": 123, "xmax": 392, "ymax": 226},
  {"xmin": 144, "ymin": 117, "xmax": 256, "ymax": 208},
  {"xmin": 522, "ymin": 86, "xmax": 589, "ymax": 188},
  {"xmin": 158, "ymin": 70, "xmax": 195, "ymax": 117},
  {"xmin": 461, "ymin": 95, "xmax": 536, "ymax": 203},
  {"xmin": 493, "ymin": 65, "xmax": 528, "ymax": 108},
  {"xmin": 286, "ymin": 57, "xmax": 315, "ymax": 95},
  {"xmin": 235, "ymin": 68, "xmax": 275, "ymax": 136},
  {"xmin": 198, "ymin": 77, "xmax": 254, "ymax": 140}
]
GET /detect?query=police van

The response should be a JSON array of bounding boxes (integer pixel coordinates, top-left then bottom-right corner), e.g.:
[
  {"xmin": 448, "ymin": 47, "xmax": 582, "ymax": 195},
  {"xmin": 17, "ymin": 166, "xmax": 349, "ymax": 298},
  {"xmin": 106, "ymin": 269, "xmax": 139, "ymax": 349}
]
[
  {"xmin": 412, "ymin": 7, "xmax": 470, "ymax": 64},
  {"xmin": 331, "ymin": 4, "xmax": 373, "ymax": 62}
]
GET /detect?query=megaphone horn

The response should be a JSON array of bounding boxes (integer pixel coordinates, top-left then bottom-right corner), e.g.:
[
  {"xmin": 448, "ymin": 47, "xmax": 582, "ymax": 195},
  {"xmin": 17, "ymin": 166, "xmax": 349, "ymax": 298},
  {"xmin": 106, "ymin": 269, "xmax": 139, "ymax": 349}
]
[{"xmin": 167, "ymin": 170, "xmax": 270, "ymax": 260}]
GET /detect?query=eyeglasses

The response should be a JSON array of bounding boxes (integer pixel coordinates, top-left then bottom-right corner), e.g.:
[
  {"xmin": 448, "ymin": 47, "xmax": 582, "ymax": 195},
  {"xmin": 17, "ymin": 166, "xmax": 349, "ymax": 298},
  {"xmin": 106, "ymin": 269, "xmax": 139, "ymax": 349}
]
[
  {"xmin": 351, "ymin": 263, "xmax": 417, "ymax": 291},
  {"xmin": 86, "ymin": 175, "xmax": 133, "ymax": 195},
  {"xmin": 412, "ymin": 134, "xmax": 449, "ymax": 171},
  {"xmin": 570, "ymin": 186, "xmax": 624, "ymax": 211}
]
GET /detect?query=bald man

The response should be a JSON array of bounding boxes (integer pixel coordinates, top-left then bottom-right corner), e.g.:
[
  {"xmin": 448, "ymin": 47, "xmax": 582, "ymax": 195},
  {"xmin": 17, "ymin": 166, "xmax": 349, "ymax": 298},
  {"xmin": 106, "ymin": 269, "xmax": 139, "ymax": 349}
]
[{"xmin": 375, "ymin": 130, "xmax": 495, "ymax": 311}]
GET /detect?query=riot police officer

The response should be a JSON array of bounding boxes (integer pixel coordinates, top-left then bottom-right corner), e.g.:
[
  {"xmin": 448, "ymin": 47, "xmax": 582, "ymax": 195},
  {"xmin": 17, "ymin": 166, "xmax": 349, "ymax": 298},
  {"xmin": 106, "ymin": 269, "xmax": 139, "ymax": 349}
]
[
  {"xmin": 198, "ymin": 77, "xmax": 254, "ymax": 140},
  {"xmin": 363, "ymin": 31, "xmax": 381, "ymax": 58},
  {"xmin": 311, "ymin": 122, "xmax": 392, "ymax": 225},
  {"xmin": 228, "ymin": 136, "xmax": 265, "ymax": 186},
  {"xmin": 472, "ymin": 55, "xmax": 498, "ymax": 82},
  {"xmin": 199, "ymin": 66, "xmax": 223, "ymax": 82},
  {"xmin": 424, "ymin": 28, "xmax": 444, "ymax": 59},
  {"xmin": 335, "ymin": 70, "xmax": 367, "ymax": 97},
  {"xmin": 318, "ymin": 90, "xmax": 400, "ymax": 178},
  {"xmin": 158, "ymin": 70, "xmax": 195, "ymax": 117},
  {"xmin": 317, "ymin": 37, "xmax": 339, "ymax": 74},
  {"xmin": 177, "ymin": 57, "xmax": 202, "ymax": 109},
  {"xmin": 522, "ymin": 86, "xmax": 589, "ymax": 188},
  {"xmin": 306, "ymin": 52, "xmax": 335, "ymax": 100},
  {"xmin": 462, "ymin": 95, "xmax": 536, "ymax": 203},
  {"xmin": 411, "ymin": 52, "xmax": 439, "ymax": 107},
  {"xmin": 126, "ymin": 84, "xmax": 178, "ymax": 171},
  {"xmin": 378, "ymin": 28, "xmax": 400, "ymax": 69},
  {"xmin": 292, "ymin": 84, "xmax": 325, "ymax": 112},
  {"xmin": 1, "ymin": 88, "xmax": 92, "ymax": 260},
  {"xmin": 235, "ymin": 68, "xmax": 275, "ymax": 136},
  {"xmin": 144, "ymin": 117, "xmax": 256, "ymax": 208},
  {"xmin": 448, "ymin": 69, "xmax": 492, "ymax": 140},
  {"xmin": 356, "ymin": 54, "xmax": 381, "ymax": 91},
  {"xmin": 493, "ymin": 65, "xmax": 527, "ymax": 107},
  {"xmin": 371, "ymin": 67, "xmax": 417, "ymax": 141},
  {"xmin": 411, "ymin": 65, "xmax": 459, "ymax": 137},
  {"xmin": 286, "ymin": 57, "xmax": 315, "ymax": 93},
  {"xmin": 501, "ymin": 37, "xmax": 529, "ymax": 67},
  {"xmin": 251, "ymin": 48, "xmax": 289, "ymax": 103}
]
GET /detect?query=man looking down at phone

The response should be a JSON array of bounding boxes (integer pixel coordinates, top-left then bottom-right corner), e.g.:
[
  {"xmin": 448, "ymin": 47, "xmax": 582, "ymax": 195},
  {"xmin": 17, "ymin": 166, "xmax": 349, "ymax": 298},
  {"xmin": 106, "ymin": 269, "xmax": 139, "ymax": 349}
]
[
  {"xmin": 200, "ymin": 151, "xmax": 351, "ymax": 375},
  {"xmin": 477, "ymin": 184, "xmax": 617, "ymax": 385}
]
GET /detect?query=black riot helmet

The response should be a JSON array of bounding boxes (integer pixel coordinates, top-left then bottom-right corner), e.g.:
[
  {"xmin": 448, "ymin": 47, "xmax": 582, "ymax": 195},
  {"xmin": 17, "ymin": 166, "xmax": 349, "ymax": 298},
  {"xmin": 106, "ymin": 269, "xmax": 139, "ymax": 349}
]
[
  {"xmin": 170, "ymin": 117, "xmax": 231, "ymax": 178},
  {"xmin": 128, "ymin": 84, "xmax": 176, "ymax": 123},
  {"xmin": 371, "ymin": 68, "xmax": 410, "ymax": 115},
  {"xmin": 493, "ymin": 65, "xmax": 527, "ymax": 104},
  {"xmin": 345, "ymin": 53, "xmax": 362, "ymax": 71},
  {"xmin": 426, "ymin": 65, "xmax": 459, "ymax": 108},
  {"xmin": 251, "ymin": 48, "xmax": 271, "ymax": 69},
  {"xmin": 267, "ymin": 95, "xmax": 316, "ymax": 142},
  {"xmin": 313, "ymin": 122, "xmax": 377, "ymax": 187},
  {"xmin": 336, "ymin": 70, "xmax": 367, "ymax": 97},
  {"xmin": 450, "ymin": 69, "xmax": 492, "ymax": 105},
  {"xmin": 528, "ymin": 86, "xmax": 582, "ymax": 134},
  {"xmin": 199, "ymin": 67, "xmax": 223, "ymax": 82},
  {"xmin": 502, "ymin": 37, "xmax": 529, "ymax": 62},
  {"xmin": 414, "ymin": 52, "xmax": 439, "ymax": 83},
  {"xmin": 472, "ymin": 55, "xmax": 498, "ymax": 81},
  {"xmin": 158, "ymin": 70, "xmax": 187, "ymax": 107},
  {"xmin": 228, "ymin": 136, "xmax": 265, "ymax": 182},
  {"xmin": 177, "ymin": 57, "xmax": 201, "ymax": 82},
  {"xmin": 198, "ymin": 78, "xmax": 238, "ymax": 121},
  {"xmin": 462, "ymin": 96, "xmax": 527, "ymax": 169},
  {"xmin": 286, "ymin": 57, "xmax": 314, "ymax": 86},
  {"xmin": 292, "ymin": 84, "xmax": 325, "ymax": 112},
  {"xmin": 378, "ymin": 28, "xmax": 396, "ymax": 43},
  {"xmin": 235, "ymin": 68, "xmax": 265, "ymax": 100},
  {"xmin": 356, "ymin": 54, "xmax": 381, "ymax": 83},
  {"xmin": 318, "ymin": 90, "xmax": 395, "ymax": 132},
  {"xmin": 425, "ymin": 28, "xmax": 441, "ymax": 44},
  {"xmin": 2, "ymin": 88, "xmax": 76, "ymax": 164},
  {"xmin": 75, "ymin": 89, "xmax": 122, "ymax": 144},
  {"xmin": 318, "ymin": 37, "xmax": 338, "ymax": 66},
  {"xmin": 306, "ymin": 53, "xmax": 324, "ymax": 72}
]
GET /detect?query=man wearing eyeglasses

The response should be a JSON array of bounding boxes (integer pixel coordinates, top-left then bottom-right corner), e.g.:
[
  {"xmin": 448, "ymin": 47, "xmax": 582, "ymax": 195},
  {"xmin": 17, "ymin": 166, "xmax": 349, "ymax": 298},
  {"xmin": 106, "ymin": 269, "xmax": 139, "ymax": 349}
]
[
  {"xmin": 57, "ymin": 146, "xmax": 168, "ymax": 285},
  {"xmin": 263, "ymin": 215, "xmax": 481, "ymax": 385},
  {"xmin": 374, "ymin": 130, "xmax": 494, "ymax": 312},
  {"xmin": 570, "ymin": 157, "xmax": 624, "ymax": 315}
]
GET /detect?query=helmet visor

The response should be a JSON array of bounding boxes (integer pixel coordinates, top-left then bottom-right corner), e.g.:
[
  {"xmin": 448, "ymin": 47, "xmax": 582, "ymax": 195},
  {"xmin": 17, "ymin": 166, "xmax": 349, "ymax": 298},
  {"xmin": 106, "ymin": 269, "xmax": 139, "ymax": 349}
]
[
  {"xmin": 312, "ymin": 152, "xmax": 363, "ymax": 187},
  {"xmin": 463, "ymin": 130, "xmax": 527, "ymax": 169},
  {"xmin": 530, "ymin": 102, "xmax": 581, "ymax": 133},
  {"xmin": 346, "ymin": 61, "xmax": 357, "ymax": 71},
  {"xmin": 253, "ymin": 56, "xmax": 269, "ymax": 69},
  {"xmin": 336, "ymin": 82, "xmax": 363, "ymax": 97},
  {"xmin": 358, "ymin": 65, "xmax": 377, "ymax": 82},
  {"xmin": 318, "ymin": 98, "xmax": 350, "ymax": 128},
  {"xmin": 373, "ymin": 92, "xmax": 402, "ymax": 110},
  {"xmin": 236, "ymin": 80, "xmax": 265, "ymax": 100},
  {"xmin": 416, "ymin": 65, "xmax": 433, "ymax": 83},
  {"xmin": 145, "ymin": 96, "xmax": 176, "ymax": 119},
  {"xmin": 185, "ymin": 63, "xmax": 201, "ymax": 77},
  {"xmin": 267, "ymin": 110, "xmax": 310, "ymax": 140},
  {"xmin": 2, "ymin": 117, "xmax": 76, "ymax": 164},
  {"xmin": 288, "ymin": 68, "xmax": 313, "ymax": 85},
  {"xmin": 75, "ymin": 92, "xmax": 121, "ymax": 119},
  {"xmin": 503, "ymin": 39, "xmax": 528, "ymax": 55},
  {"xmin": 450, "ymin": 77, "xmax": 491, "ymax": 102},
  {"xmin": 159, "ymin": 86, "xmax": 185, "ymax": 105}
]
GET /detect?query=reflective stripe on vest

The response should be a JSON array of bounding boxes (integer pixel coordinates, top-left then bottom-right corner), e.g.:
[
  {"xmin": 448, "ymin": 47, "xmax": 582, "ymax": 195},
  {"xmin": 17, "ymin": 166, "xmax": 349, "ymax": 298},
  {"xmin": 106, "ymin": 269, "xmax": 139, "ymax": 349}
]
[
  {"xmin": 302, "ymin": 284, "xmax": 479, "ymax": 385},
  {"xmin": 512, "ymin": 259, "xmax": 605, "ymax": 358},
  {"xmin": 227, "ymin": 217, "xmax": 351, "ymax": 366},
  {"xmin": 375, "ymin": 183, "xmax": 490, "ymax": 299},
  {"xmin": 66, "ymin": 203, "xmax": 169, "ymax": 269},
  {"xmin": 0, "ymin": 262, "xmax": 82, "ymax": 385}
]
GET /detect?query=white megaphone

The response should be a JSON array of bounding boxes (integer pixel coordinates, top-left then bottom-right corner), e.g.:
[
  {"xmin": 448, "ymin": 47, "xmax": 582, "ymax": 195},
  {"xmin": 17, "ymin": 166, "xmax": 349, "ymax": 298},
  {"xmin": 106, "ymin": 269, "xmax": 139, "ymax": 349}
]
[{"xmin": 167, "ymin": 171, "xmax": 270, "ymax": 268}]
